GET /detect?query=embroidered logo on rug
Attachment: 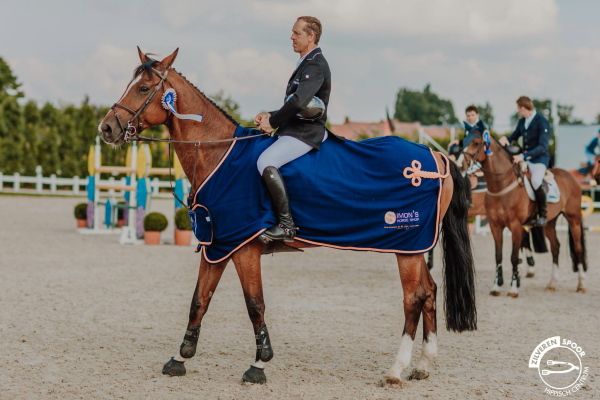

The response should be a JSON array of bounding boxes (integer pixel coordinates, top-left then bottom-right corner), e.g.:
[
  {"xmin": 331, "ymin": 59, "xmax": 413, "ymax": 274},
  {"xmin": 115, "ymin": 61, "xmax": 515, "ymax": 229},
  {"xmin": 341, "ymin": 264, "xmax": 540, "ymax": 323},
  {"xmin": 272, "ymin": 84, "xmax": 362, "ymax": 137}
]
[{"xmin": 384, "ymin": 210, "xmax": 421, "ymax": 230}]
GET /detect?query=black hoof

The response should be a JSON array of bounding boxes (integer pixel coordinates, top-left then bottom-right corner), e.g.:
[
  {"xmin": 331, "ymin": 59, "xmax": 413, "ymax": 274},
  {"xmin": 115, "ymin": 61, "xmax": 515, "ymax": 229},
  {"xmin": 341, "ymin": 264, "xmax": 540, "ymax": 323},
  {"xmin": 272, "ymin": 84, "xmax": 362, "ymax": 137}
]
[
  {"xmin": 180, "ymin": 327, "xmax": 200, "ymax": 358},
  {"xmin": 527, "ymin": 256, "xmax": 535, "ymax": 266},
  {"xmin": 242, "ymin": 365, "xmax": 266, "ymax": 384},
  {"xmin": 162, "ymin": 357, "xmax": 186, "ymax": 376}
]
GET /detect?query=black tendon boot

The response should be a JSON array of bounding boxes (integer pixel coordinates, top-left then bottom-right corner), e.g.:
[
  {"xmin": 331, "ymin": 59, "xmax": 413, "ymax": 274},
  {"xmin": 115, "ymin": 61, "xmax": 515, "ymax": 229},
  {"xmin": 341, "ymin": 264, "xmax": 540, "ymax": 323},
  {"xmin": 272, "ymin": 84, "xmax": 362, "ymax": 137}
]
[
  {"xmin": 533, "ymin": 186, "xmax": 547, "ymax": 226},
  {"xmin": 259, "ymin": 166, "xmax": 298, "ymax": 242}
]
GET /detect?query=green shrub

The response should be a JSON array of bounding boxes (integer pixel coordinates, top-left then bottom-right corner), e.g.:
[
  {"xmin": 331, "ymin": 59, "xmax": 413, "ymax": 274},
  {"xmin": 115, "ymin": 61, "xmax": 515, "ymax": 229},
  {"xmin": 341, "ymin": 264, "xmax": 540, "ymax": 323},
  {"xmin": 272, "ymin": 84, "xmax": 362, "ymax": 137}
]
[
  {"xmin": 174, "ymin": 208, "xmax": 192, "ymax": 230},
  {"xmin": 74, "ymin": 203, "xmax": 88, "ymax": 219},
  {"xmin": 144, "ymin": 212, "xmax": 168, "ymax": 232}
]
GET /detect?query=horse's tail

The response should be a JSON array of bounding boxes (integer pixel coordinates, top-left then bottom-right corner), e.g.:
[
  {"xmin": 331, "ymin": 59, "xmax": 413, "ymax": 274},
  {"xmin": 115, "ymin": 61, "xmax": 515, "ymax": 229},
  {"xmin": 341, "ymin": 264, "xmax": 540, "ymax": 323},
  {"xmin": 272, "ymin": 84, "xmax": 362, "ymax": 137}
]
[
  {"xmin": 442, "ymin": 161, "xmax": 477, "ymax": 332},
  {"xmin": 568, "ymin": 224, "xmax": 588, "ymax": 273}
]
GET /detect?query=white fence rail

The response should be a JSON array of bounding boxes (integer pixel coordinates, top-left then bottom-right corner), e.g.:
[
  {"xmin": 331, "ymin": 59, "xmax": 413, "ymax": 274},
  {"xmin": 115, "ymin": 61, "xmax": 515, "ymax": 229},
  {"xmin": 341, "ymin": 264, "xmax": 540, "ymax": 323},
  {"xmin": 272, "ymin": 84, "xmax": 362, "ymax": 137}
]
[{"xmin": 0, "ymin": 166, "xmax": 189, "ymax": 199}]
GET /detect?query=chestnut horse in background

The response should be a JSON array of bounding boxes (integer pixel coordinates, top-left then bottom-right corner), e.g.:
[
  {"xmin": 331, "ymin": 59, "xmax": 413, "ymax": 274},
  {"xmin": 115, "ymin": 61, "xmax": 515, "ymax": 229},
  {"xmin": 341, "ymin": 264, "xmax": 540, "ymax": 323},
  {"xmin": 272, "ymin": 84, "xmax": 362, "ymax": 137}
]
[
  {"xmin": 462, "ymin": 134, "xmax": 587, "ymax": 297},
  {"xmin": 98, "ymin": 48, "xmax": 477, "ymax": 386}
]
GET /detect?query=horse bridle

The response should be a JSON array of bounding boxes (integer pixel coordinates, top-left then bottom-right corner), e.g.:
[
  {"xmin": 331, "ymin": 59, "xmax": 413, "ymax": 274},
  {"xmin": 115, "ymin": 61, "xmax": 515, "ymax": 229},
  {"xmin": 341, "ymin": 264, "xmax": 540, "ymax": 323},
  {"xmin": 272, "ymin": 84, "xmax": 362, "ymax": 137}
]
[
  {"xmin": 462, "ymin": 136, "xmax": 527, "ymax": 196},
  {"xmin": 461, "ymin": 139, "xmax": 484, "ymax": 174},
  {"xmin": 107, "ymin": 64, "xmax": 270, "ymax": 207},
  {"xmin": 111, "ymin": 67, "xmax": 170, "ymax": 143}
]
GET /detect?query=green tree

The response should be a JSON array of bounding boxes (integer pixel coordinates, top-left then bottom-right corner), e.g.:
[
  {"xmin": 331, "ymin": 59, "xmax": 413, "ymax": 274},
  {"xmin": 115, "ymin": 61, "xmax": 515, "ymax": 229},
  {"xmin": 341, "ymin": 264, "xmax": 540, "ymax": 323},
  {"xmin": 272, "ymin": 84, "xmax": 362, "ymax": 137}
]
[
  {"xmin": 0, "ymin": 57, "xmax": 23, "ymax": 98},
  {"xmin": 0, "ymin": 57, "xmax": 26, "ymax": 173},
  {"xmin": 556, "ymin": 103, "xmax": 584, "ymax": 125},
  {"xmin": 473, "ymin": 102, "xmax": 494, "ymax": 128},
  {"xmin": 394, "ymin": 83, "xmax": 458, "ymax": 125}
]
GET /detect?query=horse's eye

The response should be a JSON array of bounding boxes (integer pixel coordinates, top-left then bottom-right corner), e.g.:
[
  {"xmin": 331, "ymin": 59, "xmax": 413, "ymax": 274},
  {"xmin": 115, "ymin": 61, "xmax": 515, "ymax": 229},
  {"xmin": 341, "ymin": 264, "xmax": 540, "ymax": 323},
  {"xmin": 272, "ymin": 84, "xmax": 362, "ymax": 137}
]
[{"xmin": 140, "ymin": 85, "xmax": 150, "ymax": 94}]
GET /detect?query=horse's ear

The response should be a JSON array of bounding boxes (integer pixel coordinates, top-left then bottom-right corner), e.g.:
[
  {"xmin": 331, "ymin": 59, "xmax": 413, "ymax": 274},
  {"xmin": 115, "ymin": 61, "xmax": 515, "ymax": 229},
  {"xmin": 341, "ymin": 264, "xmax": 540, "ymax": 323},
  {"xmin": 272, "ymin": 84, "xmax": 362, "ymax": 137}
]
[
  {"xmin": 137, "ymin": 46, "xmax": 149, "ymax": 63},
  {"xmin": 160, "ymin": 48, "xmax": 179, "ymax": 69}
]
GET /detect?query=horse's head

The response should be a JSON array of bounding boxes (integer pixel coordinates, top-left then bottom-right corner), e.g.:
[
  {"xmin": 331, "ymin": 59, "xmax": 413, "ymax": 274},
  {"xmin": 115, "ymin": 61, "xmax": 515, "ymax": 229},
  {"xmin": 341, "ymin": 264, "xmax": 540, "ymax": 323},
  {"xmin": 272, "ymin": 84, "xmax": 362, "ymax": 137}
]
[
  {"xmin": 460, "ymin": 132, "xmax": 487, "ymax": 174},
  {"xmin": 98, "ymin": 47, "xmax": 179, "ymax": 145}
]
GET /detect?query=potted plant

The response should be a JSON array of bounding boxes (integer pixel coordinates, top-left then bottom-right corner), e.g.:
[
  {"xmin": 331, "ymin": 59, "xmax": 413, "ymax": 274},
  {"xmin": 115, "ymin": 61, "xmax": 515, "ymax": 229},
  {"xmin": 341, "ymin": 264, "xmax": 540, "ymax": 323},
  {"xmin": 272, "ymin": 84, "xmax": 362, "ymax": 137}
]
[
  {"xmin": 174, "ymin": 208, "xmax": 192, "ymax": 246},
  {"xmin": 74, "ymin": 203, "xmax": 88, "ymax": 228},
  {"xmin": 143, "ymin": 212, "xmax": 168, "ymax": 245}
]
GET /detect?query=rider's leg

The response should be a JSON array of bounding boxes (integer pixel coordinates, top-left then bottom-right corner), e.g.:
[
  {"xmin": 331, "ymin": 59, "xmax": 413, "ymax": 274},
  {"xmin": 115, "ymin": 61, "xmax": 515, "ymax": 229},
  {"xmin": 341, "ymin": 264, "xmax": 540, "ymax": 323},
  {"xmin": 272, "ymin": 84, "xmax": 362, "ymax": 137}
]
[
  {"xmin": 256, "ymin": 133, "xmax": 328, "ymax": 242},
  {"xmin": 528, "ymin": 162, "xmax": 547, "ymax": 226}
]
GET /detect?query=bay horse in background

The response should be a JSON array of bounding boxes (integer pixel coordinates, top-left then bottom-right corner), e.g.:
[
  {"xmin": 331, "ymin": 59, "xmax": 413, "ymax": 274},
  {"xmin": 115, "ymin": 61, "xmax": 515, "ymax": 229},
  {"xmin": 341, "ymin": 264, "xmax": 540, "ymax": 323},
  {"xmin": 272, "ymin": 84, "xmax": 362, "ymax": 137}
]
[
  {"xmin": 98, "ymin": 48, "xmax": 477, "ymax": 386},
  {"xmin": 462, "ymin": 134, "xmax": 587, "ymax": 297}
]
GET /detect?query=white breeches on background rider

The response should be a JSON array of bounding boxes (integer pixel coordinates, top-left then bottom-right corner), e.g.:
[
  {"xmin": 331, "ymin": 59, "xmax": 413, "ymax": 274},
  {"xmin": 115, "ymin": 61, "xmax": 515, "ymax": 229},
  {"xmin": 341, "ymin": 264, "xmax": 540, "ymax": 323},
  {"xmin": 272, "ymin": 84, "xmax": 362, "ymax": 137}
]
[
  {"xmin": 256, "ymin": 131, "xmax": 328, "ymax": 175},
  {"xmin": 528, "ymin": 162, "xmax": 547, "ymax": 190}
]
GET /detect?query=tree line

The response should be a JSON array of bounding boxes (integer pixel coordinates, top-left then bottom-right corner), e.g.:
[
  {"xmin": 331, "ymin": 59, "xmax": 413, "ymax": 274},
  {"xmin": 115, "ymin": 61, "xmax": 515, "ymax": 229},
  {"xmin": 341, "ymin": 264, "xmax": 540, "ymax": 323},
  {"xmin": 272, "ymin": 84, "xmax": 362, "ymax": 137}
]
[
  {"xmin": 0, "ymin": 56, "xmax": 597, "ymax": 177},
  {"xmin": 393, "ymin": 83, "xmax": 594, "ymax": 128}
]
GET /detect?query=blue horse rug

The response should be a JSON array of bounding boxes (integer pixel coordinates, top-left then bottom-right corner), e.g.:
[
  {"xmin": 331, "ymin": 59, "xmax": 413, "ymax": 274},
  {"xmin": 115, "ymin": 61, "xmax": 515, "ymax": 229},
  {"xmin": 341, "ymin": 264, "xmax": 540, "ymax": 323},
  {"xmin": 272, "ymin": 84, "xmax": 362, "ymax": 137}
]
[{"xmin": 189, "ymin": 126, "xmax": 448, "ymax": 263}]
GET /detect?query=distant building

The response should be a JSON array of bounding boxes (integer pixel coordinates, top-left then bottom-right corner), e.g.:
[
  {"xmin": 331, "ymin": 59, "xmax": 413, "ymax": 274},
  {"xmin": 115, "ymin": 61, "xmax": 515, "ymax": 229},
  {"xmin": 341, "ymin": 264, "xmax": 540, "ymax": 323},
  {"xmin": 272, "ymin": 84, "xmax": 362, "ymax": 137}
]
[{"xmin": 329, "ymin": 119, "xmax": 451, "ymax": 141}]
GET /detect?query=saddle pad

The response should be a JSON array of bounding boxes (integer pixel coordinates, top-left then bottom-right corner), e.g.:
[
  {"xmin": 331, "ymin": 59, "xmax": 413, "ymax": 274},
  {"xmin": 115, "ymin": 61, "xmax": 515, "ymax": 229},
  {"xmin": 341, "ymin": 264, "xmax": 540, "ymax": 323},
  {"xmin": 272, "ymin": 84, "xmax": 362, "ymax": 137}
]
[{"xmin": 524, "ymin": 171, "xmax": 561, "ymax": 203}]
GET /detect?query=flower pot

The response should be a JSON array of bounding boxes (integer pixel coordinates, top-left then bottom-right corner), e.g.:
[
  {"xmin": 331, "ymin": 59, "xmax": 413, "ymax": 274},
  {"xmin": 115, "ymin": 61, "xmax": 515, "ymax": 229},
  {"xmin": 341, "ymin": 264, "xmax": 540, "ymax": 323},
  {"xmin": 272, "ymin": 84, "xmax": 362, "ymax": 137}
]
[
  {"xmin": 76, "ymin": 219, "xmax": 87, "ymax": 228},
  {"xmin": 144, "ymin": 231, "xmax": 162, "ymax": 245},
  {"xmin": 174, "ymin": 229, "xmax": 192, "ymax": 246}
]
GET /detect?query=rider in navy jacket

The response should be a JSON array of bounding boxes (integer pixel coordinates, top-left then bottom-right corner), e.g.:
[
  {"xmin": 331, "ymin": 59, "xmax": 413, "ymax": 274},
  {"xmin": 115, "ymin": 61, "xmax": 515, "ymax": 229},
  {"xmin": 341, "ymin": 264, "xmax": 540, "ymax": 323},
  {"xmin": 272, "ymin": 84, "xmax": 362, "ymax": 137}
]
[
  {"xmin": 507, "ymin": 110, "xmax": 551, "ymax": 166},
  {"xmin": 254, "ymin": 16, "xmax": 330, "ymax": 243},
  {"xmin": 501, "ymin": 96, "xmax": 551, "ymax": 226}
]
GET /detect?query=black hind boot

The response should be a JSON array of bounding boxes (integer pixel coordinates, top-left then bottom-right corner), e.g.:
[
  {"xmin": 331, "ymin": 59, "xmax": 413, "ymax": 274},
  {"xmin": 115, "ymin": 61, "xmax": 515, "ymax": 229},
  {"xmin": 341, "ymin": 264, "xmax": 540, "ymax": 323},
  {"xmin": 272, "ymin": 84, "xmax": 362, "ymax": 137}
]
[{"xmin": 259, "ymin": 166, "xmax": 298, "ymax": 243}]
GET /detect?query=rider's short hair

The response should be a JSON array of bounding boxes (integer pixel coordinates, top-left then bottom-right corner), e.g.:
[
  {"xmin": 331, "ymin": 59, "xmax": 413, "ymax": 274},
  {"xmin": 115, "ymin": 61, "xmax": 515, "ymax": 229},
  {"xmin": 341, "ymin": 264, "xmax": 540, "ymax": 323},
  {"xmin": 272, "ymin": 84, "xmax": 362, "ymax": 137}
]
[
  {"xmin": 297, "ymin": 16, "xmax": 322, "ymax": 44},
  {"xmin": 465, "ymin": 105, "xmax": 479, "ymax": 114},
  {"xmin": 516, "ymin": 96, "xmax": 534, "ymax": 111}
]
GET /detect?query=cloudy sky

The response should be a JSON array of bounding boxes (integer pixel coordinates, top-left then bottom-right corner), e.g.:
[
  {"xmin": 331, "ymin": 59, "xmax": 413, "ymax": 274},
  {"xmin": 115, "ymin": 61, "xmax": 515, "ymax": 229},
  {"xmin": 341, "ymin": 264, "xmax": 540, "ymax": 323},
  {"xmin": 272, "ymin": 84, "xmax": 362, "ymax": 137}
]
[{"xmin": 2, "ymin": 0, "xmax": 600, "ymax": 129}]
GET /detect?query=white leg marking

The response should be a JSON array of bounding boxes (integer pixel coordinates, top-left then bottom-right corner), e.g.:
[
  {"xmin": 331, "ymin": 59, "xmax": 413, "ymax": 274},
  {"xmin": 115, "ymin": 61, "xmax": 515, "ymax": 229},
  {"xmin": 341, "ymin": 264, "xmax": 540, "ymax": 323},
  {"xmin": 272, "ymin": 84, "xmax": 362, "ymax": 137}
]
[
  {"xmin": 577, "ymin": 268, "xmax": 586, "ymax": 290},
  {"xmin": 387, "ymin": 334, "xmax": 414, "ymax": 379},
  {"xmin": 508, "ymin": 278, "xmax": 519, "ymax": 295},
  {"xmin": 252, "ymin": 360, "xmax": 266, "ymax": 369},
  {"xmin": 416, "ymin": 333, "xmax": 437, "ymax": 371},
  {"xmin": 174, "ymin": 354, "xmax": 186, "ymax": 362},
  {"xmin": 547, "ymin": 263, "xmax": 559, "ymax": 290}
]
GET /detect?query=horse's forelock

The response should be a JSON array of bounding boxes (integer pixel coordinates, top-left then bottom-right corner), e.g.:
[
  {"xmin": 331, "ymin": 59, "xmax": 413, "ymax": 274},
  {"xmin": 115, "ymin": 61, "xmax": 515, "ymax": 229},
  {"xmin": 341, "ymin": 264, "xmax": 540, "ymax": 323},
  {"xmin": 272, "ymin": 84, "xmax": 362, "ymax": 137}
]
[{"xmin": 132, "ymin": 58, "xmax": 159, "ymax": 79}]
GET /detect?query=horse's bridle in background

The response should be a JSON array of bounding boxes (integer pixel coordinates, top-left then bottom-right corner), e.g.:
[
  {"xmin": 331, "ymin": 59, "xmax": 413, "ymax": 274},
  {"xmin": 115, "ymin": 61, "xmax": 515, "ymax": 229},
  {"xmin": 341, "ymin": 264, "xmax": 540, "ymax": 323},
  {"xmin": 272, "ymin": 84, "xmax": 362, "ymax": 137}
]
[{"xmin": 111, "ymin": 67, "xmax": 170, "ymax": 143}]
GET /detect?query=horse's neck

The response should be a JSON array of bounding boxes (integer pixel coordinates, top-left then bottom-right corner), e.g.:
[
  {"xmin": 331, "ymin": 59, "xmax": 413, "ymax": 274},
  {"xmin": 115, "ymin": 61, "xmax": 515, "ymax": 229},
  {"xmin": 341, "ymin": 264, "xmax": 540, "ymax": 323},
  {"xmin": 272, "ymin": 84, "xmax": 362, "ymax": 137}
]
[
  {"xmin": 480, "ymin": 141, "xmax": 518, "ymax": 193},
  {"xmin": 166, "ymin": 72, "xmax": 237, "ymax": 190}
]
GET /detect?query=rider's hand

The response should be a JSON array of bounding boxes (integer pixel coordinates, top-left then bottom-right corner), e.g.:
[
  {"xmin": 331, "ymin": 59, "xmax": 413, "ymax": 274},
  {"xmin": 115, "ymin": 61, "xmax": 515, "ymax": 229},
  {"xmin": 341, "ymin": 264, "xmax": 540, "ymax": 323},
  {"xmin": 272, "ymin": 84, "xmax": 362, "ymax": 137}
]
[
  {"xmin": 513, "ymin": 154, "xmax": 524, "ymax": 164},
  {"xmin": 254, "ymin": 112, "xmax": 270, "ymax": 126},
  {"xmin": 258, "ymin": 117, "xmax": 274, "ymax": 134},
  {"xmin": 499, "ymin": 136, "xmax": 509, "ymax": 147}
]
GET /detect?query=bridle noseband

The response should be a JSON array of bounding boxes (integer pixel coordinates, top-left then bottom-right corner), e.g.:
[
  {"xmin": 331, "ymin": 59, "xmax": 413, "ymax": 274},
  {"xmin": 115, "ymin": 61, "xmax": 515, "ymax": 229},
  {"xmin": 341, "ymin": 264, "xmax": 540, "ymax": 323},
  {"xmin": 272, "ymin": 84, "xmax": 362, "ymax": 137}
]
[{"xmin": 111, "ymin": 67, "xmax": 169, "ymax": 143}]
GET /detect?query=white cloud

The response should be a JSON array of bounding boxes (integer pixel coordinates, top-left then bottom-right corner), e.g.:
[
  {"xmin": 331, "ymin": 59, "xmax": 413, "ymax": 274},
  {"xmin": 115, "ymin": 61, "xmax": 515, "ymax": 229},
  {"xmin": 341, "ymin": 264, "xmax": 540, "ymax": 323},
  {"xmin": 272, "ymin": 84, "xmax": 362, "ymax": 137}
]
[
  {"xmin": 250, "ymin": 0, "xmax": 558, "ymax": 42},
  {"xmin": 201, "ymin": 48, "xmax": 293, "ymax": 111}
]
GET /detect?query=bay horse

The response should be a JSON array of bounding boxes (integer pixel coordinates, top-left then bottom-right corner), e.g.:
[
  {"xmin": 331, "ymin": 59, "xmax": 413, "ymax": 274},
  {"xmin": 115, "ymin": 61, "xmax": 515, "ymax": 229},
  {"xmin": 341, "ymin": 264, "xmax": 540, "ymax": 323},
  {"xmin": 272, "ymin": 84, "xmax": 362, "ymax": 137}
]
[
  {"xmin": 462, "ymin": 134, "xmax": 587, "ymax": 297},
  {"xmin": 98, "ymin": 48, "xmax": 476, "ymax": 386}
]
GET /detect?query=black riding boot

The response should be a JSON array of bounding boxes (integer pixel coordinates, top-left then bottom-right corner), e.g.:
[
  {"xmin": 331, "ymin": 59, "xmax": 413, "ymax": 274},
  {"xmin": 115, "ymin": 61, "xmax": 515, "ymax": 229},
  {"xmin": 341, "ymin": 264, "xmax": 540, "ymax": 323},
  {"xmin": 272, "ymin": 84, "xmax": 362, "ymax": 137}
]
[
  {"xmin": 533, "ymin": 186, "xmax": 547, "ymax": 226},
  {"xmin": 260, "ymin": 166, "xmax": 297, "ymax": 242}
]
